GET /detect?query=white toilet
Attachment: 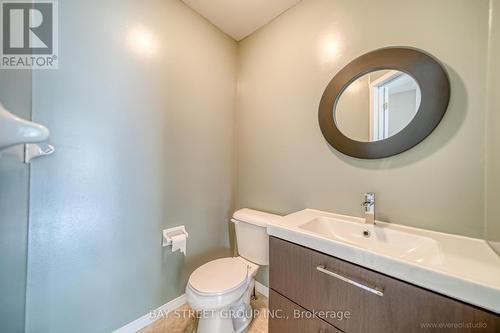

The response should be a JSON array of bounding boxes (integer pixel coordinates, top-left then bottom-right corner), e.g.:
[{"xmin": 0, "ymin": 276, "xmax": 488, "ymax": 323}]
[{"xmin": 186, "ymin": 209, "xmax": 278, "ymax": 333}]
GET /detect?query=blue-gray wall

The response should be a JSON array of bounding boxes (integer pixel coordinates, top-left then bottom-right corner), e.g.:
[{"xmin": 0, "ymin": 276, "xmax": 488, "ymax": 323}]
[
  {"xmin": 24, "ymin": 0, "xmax": 237, "ymax": 332},
  {"xmin": 0, "ymin": 72, "xmax": 31, "ymax": 333}
]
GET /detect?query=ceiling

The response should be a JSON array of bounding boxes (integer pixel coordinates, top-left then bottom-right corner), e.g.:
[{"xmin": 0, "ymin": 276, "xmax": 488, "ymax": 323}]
[{"xmin": 182, "ymin": 0, "xmax": 302, "ymax": 41}]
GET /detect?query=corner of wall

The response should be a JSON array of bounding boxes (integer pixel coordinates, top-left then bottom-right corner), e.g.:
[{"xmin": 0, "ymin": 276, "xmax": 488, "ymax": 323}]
[{"xmin": 485, "ymin": 0, "xmax": 500, "ymax": 255}]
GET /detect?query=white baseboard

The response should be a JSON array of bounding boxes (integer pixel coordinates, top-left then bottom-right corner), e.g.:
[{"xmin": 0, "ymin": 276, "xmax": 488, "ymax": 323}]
[
  {"xmin": 255, "ymin": 281, "xmax": 269, "ymax": 298},
  {"xmin": 112, "ymin": 294, "xmax": 186, "ymax": 333}
]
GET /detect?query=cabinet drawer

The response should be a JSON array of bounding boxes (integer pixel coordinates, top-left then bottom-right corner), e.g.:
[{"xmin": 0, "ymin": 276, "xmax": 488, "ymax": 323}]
[
  {"xmin": 269, "ymin": 290, "xmax": 341, "ymax": 333},
  {"xmin": 270, "ymin": 236, "xmax": 500, "ymax": 333}
]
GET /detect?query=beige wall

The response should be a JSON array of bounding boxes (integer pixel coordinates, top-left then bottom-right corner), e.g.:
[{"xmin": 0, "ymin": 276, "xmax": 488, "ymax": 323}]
[
  {"xmin": 486, "ymin": 0, "xmax": 500, "ymax": 254},
  {"xmin": 25, "ymin": 1, "xmax": 237, "ymax": 332},
  {"xmin": 236, "ymin": 0, "xmax": 490, "ymax": 240}
]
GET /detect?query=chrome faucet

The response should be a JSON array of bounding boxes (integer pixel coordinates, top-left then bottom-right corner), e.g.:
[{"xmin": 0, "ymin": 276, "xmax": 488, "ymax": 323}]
[{"xmin": 361, "ymin": 192, "xmax": 375, "ymax": 225}]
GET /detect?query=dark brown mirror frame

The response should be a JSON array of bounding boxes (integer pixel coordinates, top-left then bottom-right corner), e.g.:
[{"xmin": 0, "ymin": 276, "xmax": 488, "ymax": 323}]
[{"xmin": 318, "ymin": 47, "xmax": 450, "ymax": 159}]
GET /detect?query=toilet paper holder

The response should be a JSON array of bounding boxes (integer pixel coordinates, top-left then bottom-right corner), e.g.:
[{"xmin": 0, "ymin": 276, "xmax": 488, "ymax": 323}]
[{"xmin": 162, "ymin": 225, "xmax": 189, "ymax": 249}]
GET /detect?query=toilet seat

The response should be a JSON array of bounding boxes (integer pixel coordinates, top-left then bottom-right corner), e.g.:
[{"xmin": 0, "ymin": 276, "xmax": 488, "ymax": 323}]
[{"xmin": 188, "ymin": 257, "xmax": 248, "ymax": 296}]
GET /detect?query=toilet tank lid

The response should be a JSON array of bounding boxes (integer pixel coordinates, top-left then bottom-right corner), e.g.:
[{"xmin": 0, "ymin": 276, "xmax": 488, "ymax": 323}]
[{"xmin": 232, "ymin": 208, "xmax": 282, "ymax": 227}]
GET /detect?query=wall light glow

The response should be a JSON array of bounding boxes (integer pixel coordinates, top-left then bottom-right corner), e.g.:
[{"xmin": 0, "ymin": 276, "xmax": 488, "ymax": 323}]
[
  {"xmin": 319, "ymin": 33, "xmax": 342, "ymax": 65},
  {"xmin": 126, "ymin": 26, "xmax": 158, "ymax": 58}
]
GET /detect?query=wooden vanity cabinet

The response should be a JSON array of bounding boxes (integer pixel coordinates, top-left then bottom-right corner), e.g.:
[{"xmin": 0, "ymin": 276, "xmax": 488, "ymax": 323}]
[
  {"xmin": 269, "ymin": 290, "xmax": 342, "ymax": 333},
  {"xmin": 269, "ymin": 236, "xmax": 500, "ymax": 333}
]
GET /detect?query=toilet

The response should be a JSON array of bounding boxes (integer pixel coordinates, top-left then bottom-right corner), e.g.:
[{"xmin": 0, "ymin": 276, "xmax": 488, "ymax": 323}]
[{"xmin": 185, "ymin": 209, "xmax": 279, "ymax": 333}]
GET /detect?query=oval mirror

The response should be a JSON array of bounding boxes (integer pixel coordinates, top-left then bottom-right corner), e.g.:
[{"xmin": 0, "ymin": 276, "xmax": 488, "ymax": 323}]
[
  {"xmin": 319, "ymin": 47, "xmax": 450, "ymax": 159},
  {"xmin": 335, "ymin": 70, "xmax": 421, "ymax": 142}
]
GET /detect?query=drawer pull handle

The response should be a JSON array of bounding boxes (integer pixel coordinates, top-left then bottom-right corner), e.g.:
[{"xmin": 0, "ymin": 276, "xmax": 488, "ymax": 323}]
[{"xmin": 316, "ymin": 265, "xmax": 384, "ymax": 297}]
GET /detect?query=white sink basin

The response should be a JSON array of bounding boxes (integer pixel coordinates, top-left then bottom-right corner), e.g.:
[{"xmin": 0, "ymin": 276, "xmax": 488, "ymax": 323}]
[
  {"xmin": 266, "ymin": 209, "xmax": 500, "ymax": 314},
  {"xmin": 299, "ymin": 216, "xmax": 443, "ymax": 265}
]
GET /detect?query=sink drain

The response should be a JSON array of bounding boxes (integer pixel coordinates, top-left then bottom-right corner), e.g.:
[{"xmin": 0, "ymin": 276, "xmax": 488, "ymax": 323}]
[{"xmin": 363, "ymin": 230, "xmax": 370, "ymax": 237}]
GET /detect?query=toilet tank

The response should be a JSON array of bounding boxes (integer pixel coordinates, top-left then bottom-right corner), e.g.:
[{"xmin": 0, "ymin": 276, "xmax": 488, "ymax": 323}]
[{"xmin": 232, "ymin": 209, "xmax": 282, "ymax": 266}]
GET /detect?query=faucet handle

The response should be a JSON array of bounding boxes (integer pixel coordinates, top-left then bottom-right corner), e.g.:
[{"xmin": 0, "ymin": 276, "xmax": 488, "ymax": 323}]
[
  {"xmin": 362, "ymin": 192, "xmax": 376, "ymax": 225},
  {"xmin": 364, "ymin": 192, "xmax": 375, "ymax": 200},
  {"xmin": 362, "ymin": 192, "xmax": 375, "ymax": 206}
]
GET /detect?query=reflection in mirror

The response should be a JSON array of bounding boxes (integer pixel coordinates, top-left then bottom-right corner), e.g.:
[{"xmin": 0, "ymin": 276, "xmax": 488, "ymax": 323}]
[{"xmin": 334, "ymin": 70, "xmax": 421, "ymax": 142}]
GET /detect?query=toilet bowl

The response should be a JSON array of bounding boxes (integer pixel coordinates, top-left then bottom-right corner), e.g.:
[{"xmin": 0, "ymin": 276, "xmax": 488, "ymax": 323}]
[
  {"xmin": 186, "ymin": 257, "xmax": 258, "ymax": 333},
  {"xmin": 186, "ymin": 209, "xmax": 280, "ymax": 333}
]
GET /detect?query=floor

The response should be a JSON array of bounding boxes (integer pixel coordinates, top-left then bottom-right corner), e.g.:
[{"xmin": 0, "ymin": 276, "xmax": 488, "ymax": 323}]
[{"xmin": 139, "ymin": 293, "xmax": 268, "ymax": 333}]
